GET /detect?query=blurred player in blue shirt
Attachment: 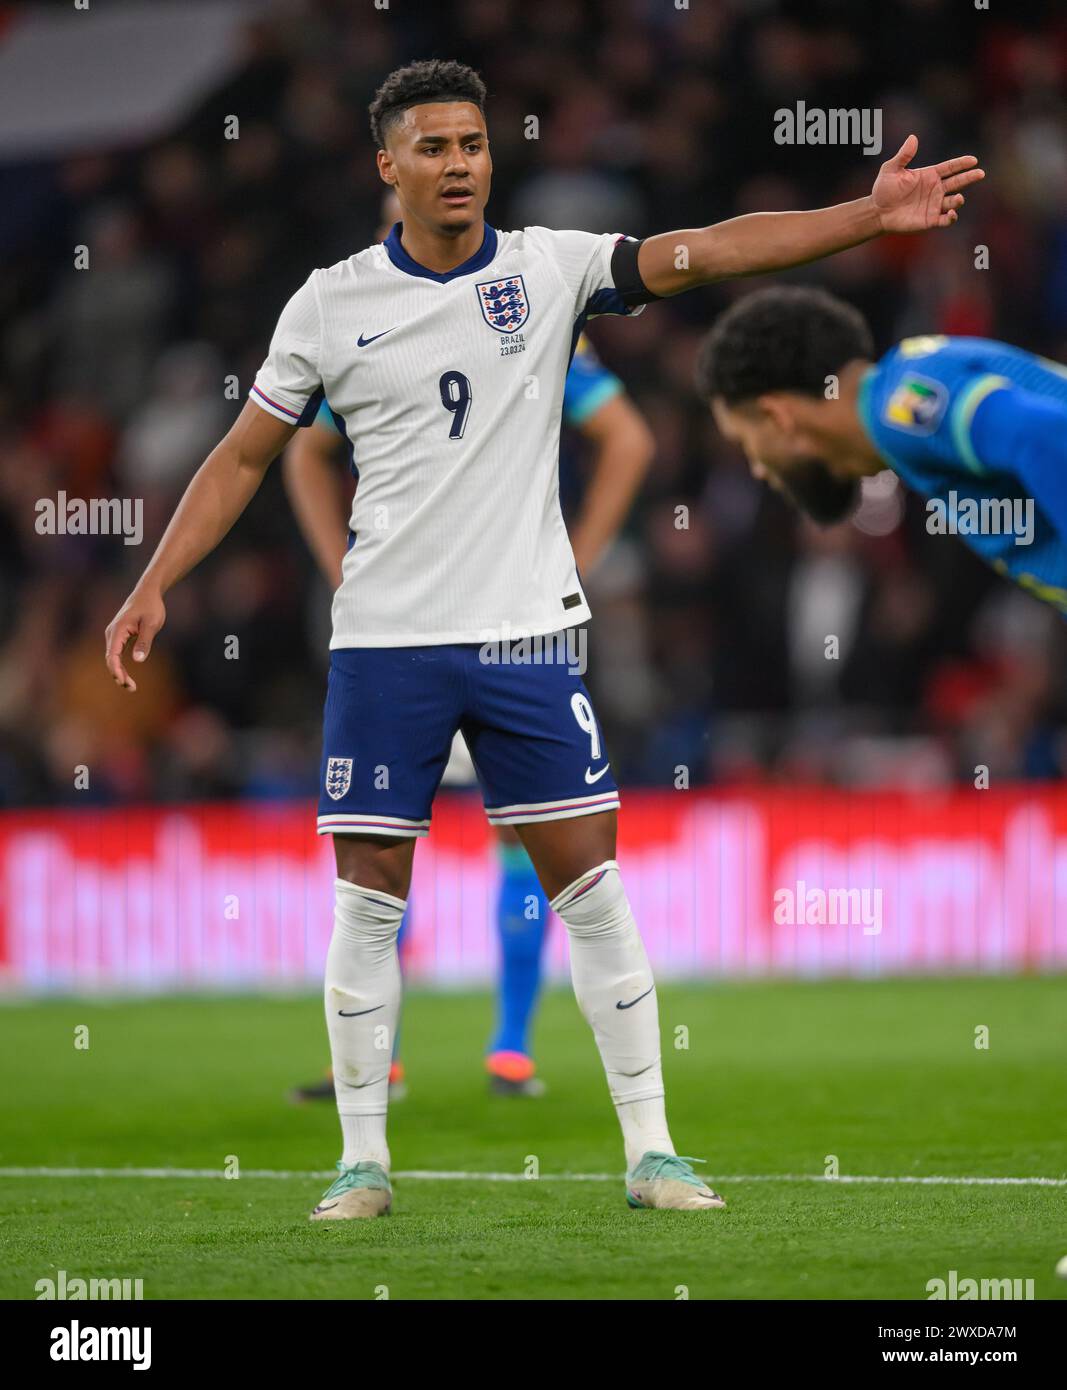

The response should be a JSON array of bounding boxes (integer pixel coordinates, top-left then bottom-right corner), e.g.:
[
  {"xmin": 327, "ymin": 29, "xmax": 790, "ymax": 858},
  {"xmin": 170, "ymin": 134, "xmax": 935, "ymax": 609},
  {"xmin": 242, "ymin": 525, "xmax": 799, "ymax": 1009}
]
[
  {"xmin": 286, "ymin": 200, "xmax": 653, "ymax": 1102},
  {"xmin": 697, "ymin": 286, "xmax": 1067, "ymax": 614}
]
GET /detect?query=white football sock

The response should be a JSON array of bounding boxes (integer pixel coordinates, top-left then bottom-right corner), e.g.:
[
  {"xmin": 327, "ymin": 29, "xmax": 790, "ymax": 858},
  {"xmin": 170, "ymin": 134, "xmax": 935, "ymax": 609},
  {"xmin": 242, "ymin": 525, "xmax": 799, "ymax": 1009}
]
[
  {"xmin": 324, "ymin": 878, "xmax": 405, "ymax": 1170},
  {"xmin": 551, "ymin": 860, "xmax": 676, "ymax": 1170}
]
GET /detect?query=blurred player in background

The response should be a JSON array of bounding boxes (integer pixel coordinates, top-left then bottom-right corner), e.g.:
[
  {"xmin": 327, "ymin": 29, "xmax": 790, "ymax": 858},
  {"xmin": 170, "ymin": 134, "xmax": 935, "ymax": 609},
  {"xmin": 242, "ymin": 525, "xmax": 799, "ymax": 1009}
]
[
  {"xmin": 105, "ymin": 59, "xmax": 982, "ymax": 1220},
  {"xmin": 698, "ymin": 287, "xmax": 1067, "ymax": 612},
  {"xmin": 288, "ymin": 199, "xmax": 654, "ymax": 1101}
]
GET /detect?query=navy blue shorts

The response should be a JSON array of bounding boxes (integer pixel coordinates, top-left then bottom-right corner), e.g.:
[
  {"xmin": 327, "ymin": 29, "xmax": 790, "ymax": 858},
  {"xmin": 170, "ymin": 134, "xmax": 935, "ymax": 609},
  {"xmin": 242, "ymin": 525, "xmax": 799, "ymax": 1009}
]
[{"xmin": 316, "ymin": 637, "xmax": 619, "ymax": 838}]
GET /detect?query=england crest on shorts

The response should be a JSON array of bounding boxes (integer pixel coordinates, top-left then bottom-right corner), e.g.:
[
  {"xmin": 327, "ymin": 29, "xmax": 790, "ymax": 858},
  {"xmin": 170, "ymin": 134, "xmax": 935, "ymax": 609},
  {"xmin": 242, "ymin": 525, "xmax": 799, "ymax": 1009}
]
[
  {"xmin": 476, "ymin": 274, "xmax": 529, "ymax": 332},
  {"xmin": 325, "ymin": 757, "xmax": 353, "ymax": 800}
]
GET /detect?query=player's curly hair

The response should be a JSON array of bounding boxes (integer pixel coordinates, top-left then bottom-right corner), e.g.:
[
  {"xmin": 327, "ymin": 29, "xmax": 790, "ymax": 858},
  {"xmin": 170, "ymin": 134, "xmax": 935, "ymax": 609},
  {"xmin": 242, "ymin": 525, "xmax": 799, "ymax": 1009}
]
[
  {"xmin": 368, "ymin": 60, "xmax": 487, "ymax": 148},
  {"xmin": 695, "ymin": 287, "xmax": 874, "ymax": 404}
]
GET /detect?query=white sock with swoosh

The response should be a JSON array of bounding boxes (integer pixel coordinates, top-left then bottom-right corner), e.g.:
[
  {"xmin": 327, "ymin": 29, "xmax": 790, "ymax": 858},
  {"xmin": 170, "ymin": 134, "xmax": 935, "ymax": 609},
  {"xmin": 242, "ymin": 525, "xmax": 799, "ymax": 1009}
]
[
  {"xmin": 550, "ymin": 860, "xmax": 675, "ymax": 1170},
  {"xmin": 326, "ymin": 878, "xmax": 405, "ymax": 1170}
]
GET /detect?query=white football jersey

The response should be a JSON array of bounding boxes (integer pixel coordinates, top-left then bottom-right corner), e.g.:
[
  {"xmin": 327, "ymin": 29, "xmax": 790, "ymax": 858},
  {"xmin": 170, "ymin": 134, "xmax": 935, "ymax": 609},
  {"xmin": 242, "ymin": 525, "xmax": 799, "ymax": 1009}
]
[{"xmin": 250, "ymin": 223, "xmax": 643, "ymax": 647}]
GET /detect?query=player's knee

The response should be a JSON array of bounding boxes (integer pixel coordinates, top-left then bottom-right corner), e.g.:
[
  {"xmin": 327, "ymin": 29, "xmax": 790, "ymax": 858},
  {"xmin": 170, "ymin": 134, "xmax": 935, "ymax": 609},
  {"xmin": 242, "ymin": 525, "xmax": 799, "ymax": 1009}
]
[
  {"xmin": 333, "ymin": 878, "xmax": 406, "ymax": 946},
  {"xmin": 333, "ymin": 832, "xmax": 414, "ymax": 899},
  {"xmin": 550, "ymin": 860, "xmax": 633, "ymax": 937}
]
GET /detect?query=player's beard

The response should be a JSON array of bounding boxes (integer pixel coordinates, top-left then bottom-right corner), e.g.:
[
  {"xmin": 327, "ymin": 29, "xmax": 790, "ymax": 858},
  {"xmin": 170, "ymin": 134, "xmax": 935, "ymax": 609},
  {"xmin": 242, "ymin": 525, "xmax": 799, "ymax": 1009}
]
[{"xmin": 778, "ymin": 458, "xmax": 860, "ymax": 526}]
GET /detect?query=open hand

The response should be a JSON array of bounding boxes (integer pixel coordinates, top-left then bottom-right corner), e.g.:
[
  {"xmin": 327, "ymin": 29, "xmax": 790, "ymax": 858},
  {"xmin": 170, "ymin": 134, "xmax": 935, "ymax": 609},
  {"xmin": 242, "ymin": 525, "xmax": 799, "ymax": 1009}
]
[{"xmin": 872, "ymin": 134, "xmax": 984, "ymax": 233}]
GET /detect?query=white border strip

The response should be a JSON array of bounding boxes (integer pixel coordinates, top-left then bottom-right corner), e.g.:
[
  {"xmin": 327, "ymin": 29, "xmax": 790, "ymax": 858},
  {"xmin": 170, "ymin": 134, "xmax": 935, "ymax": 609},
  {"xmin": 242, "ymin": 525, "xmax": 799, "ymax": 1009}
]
[{"xmin": 0, "ymin": 1167, "xmax": 1064, "ymax": 1186}]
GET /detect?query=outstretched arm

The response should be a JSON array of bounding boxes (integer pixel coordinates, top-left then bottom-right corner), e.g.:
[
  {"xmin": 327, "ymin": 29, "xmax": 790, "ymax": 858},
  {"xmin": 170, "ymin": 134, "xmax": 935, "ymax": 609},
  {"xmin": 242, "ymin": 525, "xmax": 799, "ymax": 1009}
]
[
  {"xmin": 637, "ymin": 136, "xmax": 984, "ymax": 295},
  {"xmin": 105, "ymin": 401, "xmax": 295, "ymax": 691}
]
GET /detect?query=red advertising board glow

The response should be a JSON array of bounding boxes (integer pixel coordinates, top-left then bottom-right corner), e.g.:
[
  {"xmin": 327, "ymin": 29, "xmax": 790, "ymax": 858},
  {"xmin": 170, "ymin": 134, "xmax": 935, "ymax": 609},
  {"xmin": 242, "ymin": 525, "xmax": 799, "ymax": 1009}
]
[{"xmin": 1, "ymin": 788, "xmax": 1065, "ymax": 991}]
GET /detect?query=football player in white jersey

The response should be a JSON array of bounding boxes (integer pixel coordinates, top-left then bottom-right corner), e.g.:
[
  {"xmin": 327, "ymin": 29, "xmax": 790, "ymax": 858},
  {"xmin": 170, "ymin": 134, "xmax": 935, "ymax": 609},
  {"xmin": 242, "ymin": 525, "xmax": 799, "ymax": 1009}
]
[
  {"xmin": 286, "ymin": 347, "xmax": 651, "ymax": 1101},
  {"xmin": 284, "ymin": 192, "xmax": 655, "ymax": 1105},
  {"xmin": 105, "ymin": 59, "xmax": 983, "ymax": 1219}
]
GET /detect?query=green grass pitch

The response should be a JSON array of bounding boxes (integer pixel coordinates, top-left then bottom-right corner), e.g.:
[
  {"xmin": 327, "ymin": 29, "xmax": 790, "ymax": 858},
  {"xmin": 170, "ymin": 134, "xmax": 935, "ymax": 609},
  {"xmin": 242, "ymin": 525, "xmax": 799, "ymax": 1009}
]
[{"xmin": 1, "ymin": 976, "xmax": 1065, "ymax": 1300}]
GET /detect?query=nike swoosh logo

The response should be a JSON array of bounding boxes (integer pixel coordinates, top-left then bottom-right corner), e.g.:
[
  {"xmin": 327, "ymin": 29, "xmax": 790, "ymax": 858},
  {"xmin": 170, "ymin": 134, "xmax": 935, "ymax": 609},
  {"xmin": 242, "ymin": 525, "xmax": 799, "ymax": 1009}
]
[
  {"xmin": 337, "ymin": 1005, "xmax": 384, "ymax": 1017},
  {"xmin": 616, "ymin": 985, "xmax": 654, "ymax": 1010},
  {"xmin": 585, "ymin": 764, "xmax": 610, "ymax": 784},
  {"xmin": 357, "ymin": 328, "xmax": 397, "ymax": 346}
]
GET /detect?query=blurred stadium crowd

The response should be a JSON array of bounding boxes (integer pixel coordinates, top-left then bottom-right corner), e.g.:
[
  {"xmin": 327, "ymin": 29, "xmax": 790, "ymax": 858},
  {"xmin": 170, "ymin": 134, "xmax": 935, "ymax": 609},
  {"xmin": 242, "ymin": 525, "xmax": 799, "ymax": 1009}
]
[{"xmin": 2, "ymin": 0, "xmax": 1067, "ymax": 808}]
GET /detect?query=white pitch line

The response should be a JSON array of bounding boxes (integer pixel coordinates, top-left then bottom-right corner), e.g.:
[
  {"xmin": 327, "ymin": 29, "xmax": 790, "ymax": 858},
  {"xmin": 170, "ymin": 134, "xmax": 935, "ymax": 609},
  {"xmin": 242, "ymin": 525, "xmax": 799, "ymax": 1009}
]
[{"xmin": 0, "ymin": 1167, "xmax": 1064, "ymax": 1186}]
